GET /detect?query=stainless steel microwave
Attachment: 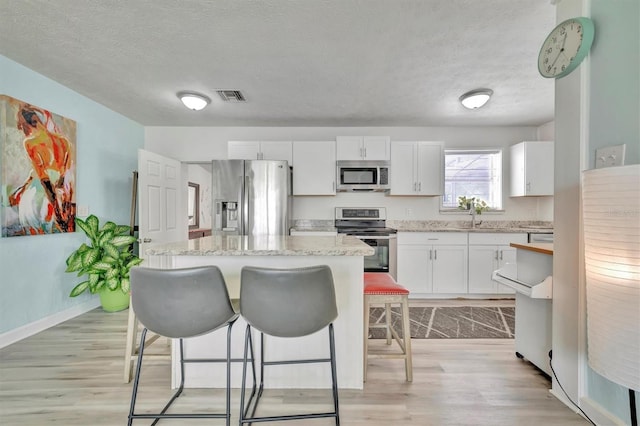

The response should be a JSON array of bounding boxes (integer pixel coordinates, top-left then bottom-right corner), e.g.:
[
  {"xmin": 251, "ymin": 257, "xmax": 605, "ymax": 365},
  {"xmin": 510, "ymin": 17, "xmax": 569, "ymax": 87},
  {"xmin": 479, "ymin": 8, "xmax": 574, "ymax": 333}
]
[{"xmin": 336, "ymin": 160, "xmax": 390, "ymax": 192}]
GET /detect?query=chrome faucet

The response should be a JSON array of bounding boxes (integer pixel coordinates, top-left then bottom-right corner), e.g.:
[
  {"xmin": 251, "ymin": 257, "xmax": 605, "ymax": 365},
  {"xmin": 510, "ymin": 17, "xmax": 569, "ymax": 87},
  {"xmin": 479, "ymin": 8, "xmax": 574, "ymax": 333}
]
[{"xmin": 469, "ymin": 199, "xmax": 477, "ymax": 229}]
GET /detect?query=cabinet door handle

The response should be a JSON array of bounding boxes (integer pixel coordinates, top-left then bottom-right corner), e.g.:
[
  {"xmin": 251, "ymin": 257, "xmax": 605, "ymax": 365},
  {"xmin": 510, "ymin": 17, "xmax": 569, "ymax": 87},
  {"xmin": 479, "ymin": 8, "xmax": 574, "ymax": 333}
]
[
  {"xmin": 495, "ymin": 250, "xmax": 499, "ymax": 261},
  {"xmin": 526, "ymin": 182, "xmax": 531, "ymax": 192},
  {"xmin": 332, "ymin": 181, "xmax": 335, "ymax": 192},
  {"xmin": 360, "ymin": 147, "xmax": 363, "ymax": 158},
  {"xmin": 499, "ymin": 250, "xmax": 503, "ymax": 260},
  {"xmin": 429, "ymin": 249, "xmax": 432, "ymax": 260},
  {"xmin": 364, "ymin": 147, "xmax": 367, "ymax": 158},
  {"xmin": 434, "ymin": 249, "xmax": 437, "ymax": 260},
  {"xmin": 418, "ymin": 182, "xmax": 421, "ymax": 191}
]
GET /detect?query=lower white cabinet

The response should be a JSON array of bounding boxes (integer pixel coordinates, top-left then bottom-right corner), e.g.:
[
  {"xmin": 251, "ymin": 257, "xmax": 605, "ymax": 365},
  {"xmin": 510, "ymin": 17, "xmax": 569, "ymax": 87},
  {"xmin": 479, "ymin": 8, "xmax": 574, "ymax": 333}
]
[
  {"xmin": 397, "ymin": 231, "xmax": 529, "ymax": 297},
  {"xmin": 397, "ymin": 232, "xmax": 468, "ymax": 296},
  {"xmin": 468, "ymin": 233, "xmax": 527, "ymax": 294}
]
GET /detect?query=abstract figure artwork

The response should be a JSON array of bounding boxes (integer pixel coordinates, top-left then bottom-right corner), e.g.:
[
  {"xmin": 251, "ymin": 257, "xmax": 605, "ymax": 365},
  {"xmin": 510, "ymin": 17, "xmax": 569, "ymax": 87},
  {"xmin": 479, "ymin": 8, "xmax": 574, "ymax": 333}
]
[{"xmin": 1, "ymin": 95, "xmax": 76, "ymax": 237}]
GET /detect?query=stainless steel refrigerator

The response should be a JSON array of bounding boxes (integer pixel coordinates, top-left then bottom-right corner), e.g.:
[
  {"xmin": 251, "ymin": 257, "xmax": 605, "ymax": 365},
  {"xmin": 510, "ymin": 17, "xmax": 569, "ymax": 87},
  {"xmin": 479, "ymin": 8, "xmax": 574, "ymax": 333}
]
[{"xmin": 212, "ymin": 160, "xmax": 291, "ymax": 236}]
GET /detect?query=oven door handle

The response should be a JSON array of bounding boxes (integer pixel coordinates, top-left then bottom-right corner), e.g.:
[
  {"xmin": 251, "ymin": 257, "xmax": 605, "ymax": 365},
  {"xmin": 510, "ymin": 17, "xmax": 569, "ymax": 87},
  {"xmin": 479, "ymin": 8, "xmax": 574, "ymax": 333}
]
[{"xmin": 352, "ymin": 235, "xmax": 396, "ymax": 240}]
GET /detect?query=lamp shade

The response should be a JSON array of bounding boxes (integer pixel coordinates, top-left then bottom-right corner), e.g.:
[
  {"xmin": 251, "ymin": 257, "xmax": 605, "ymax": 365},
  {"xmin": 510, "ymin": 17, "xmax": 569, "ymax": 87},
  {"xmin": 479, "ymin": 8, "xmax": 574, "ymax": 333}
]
[{"xmin": 582, "ymin": 164, "xmax": 640, "ymax": 391}]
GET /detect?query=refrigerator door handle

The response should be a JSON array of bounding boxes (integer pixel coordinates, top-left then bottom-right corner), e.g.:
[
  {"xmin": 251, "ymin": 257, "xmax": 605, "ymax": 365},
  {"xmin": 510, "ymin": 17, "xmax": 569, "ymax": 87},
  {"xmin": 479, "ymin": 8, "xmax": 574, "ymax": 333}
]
[
  {"xmin": 237, "ymin": 175, "xmax": 245, "ymax": 235},
  {"xmin": 242, "ymin": 175, "xmax": 250, "ymax": 235}
]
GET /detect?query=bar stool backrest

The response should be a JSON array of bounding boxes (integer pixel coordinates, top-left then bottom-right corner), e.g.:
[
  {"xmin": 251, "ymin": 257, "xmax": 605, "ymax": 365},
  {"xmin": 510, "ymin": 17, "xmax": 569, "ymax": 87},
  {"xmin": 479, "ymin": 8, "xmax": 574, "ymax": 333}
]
[
  {"xmin": 240, "ymin": 265, "xmax": 338, "ymax": 338},
  {"xmin": 130, "ymin": 266, "xmax": 237, "ymax": 339}
]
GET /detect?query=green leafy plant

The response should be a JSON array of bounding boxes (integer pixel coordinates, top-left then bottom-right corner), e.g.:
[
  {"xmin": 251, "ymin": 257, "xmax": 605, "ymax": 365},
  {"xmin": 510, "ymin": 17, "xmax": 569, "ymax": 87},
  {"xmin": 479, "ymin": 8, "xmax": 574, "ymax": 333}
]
[
  {"xmin": 66, "ymin": 215, "xmax": 142, "ymax": 297},
  {"xmin": 457, "ymin": 196, "xmax": 490, "ymax": 215}
]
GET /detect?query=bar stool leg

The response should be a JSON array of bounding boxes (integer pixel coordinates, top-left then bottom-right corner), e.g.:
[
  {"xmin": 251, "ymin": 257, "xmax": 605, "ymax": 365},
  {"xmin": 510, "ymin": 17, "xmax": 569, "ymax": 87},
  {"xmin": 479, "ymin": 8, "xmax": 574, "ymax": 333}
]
[
  {"xmin": 363, "ymin": 294, "xmax": 370, "ymax": 382},
  {"xmin": 124, "ymin": 304, "xmax": 138, "ymax": 383},
  {"xmin": 385, "ymin": 303, "xmax": 392, "ymax": 345},
  {"xmin": 401, "ymin": 295, "xmax": 413, "ymax": 382}
]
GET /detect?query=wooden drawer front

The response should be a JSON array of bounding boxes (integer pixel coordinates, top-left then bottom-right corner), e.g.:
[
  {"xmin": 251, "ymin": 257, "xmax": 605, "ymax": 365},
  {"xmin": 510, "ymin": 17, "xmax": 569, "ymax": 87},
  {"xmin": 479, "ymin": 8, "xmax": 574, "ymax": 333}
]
[
  {"xmin": 468, "ymin": 233, "xmax": 527, "ymax": 245},
  {"xmin": 398, "ymin": 232, "xmax": 467, "ymax": 245}
]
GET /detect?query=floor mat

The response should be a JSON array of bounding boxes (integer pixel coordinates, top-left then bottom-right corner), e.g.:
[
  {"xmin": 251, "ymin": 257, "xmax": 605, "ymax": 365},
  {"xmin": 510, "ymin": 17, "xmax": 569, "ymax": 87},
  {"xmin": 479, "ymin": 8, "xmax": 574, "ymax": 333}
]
[{"xmin": 368, "ymin": 306, "xmax": 515, "ymax": 339}]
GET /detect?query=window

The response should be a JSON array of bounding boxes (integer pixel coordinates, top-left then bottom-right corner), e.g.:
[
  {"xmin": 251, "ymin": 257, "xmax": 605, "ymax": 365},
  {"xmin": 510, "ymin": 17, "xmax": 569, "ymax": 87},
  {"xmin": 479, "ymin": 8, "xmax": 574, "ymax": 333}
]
[{"xmin": 441, "ymin": 149, "xmax": 502, "ymax": 211}]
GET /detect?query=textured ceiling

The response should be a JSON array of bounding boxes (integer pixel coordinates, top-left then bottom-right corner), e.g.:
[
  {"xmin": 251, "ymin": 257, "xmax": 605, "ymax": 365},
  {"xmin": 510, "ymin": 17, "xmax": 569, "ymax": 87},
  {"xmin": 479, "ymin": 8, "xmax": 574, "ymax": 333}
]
[{"xmin": 0, "ymin": 0, "xmax": 556, "ymax": 127}]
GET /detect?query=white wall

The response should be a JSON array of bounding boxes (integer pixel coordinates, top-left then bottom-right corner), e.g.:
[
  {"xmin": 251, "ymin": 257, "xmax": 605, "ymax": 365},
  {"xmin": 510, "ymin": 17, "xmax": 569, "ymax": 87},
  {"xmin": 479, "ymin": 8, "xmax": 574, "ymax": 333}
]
[{"xmin": 146, "ymin": 126, "xmax": 554, "ymax": 222}]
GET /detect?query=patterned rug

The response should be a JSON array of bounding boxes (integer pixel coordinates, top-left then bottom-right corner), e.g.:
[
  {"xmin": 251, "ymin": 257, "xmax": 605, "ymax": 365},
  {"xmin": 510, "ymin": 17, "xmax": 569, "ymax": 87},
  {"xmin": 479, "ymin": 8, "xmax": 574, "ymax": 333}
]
[{"xmin": 368, "ymin": 306, "xmax": 515, "ymax": 339}]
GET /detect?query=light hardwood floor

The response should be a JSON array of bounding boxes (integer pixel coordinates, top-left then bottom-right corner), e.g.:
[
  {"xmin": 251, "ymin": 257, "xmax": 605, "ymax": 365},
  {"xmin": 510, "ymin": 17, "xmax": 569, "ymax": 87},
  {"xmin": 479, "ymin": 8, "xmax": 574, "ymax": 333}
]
[{"xmin": 0, "ymin": 307, "xmax": 589, "ymax": 425}]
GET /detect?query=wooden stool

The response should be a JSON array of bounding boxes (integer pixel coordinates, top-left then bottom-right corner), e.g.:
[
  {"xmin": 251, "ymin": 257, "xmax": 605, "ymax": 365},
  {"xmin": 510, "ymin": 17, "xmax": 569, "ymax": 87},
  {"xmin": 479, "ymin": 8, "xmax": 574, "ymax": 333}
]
[{"xmin": 363, "ymin": 272, "xmax": 413, "ymax": 382}]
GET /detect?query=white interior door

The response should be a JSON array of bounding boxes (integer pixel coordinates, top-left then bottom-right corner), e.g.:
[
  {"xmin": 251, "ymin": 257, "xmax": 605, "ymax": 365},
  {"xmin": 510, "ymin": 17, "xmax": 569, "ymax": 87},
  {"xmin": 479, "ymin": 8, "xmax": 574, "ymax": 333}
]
[{"xmin": 137, "ymin": 149, "xmax": 184, "ymax": 258}]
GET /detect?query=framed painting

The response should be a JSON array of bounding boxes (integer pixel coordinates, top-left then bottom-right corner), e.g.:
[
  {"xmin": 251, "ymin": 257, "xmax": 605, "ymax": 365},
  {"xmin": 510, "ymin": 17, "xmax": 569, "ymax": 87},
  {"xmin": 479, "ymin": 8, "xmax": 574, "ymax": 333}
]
[{"xmin": 1, "ymin": 95, "xmax": 77, "ymax": 237}]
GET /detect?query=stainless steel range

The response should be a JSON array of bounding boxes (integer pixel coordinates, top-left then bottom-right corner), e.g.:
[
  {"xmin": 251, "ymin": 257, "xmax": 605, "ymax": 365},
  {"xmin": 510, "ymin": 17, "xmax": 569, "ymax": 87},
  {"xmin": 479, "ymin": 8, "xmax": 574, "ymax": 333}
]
[{"xmin": 335, "ymin": 207, "xmax": 397, "ymax": 279}]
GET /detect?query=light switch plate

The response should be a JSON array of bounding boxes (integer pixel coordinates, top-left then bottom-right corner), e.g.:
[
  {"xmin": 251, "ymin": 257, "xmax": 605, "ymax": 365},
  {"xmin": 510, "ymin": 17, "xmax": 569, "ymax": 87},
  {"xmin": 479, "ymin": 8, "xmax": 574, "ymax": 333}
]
[
  {"xmin": 595, "ymin": 144, "xmax": 626, "ymax": 168},
  {"xmin": 77, "ymin": 205, "xmax": 89, "ymax": 217}
]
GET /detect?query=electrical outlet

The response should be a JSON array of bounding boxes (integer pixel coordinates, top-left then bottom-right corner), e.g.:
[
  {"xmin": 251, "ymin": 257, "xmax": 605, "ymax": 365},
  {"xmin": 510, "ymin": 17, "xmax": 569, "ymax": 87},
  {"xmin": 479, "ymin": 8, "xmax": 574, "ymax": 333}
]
[
  {"xmin": 77, "ymin": 205, "xmax": 89, "ymax": 217},
  {"xmin": 595, "ymin": 144, "xmax": 626, "ymax": 168},
  {"xmin": 405, "ymin": 208, "xmax": 413, "ymax": 218}
]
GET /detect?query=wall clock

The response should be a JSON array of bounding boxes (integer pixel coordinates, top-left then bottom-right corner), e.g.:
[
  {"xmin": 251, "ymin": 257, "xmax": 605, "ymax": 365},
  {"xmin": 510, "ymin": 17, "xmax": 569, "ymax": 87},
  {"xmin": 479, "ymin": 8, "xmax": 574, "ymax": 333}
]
[{"xmin": 538, "ymin": 17, "xmax": 595, "ymax": 79}]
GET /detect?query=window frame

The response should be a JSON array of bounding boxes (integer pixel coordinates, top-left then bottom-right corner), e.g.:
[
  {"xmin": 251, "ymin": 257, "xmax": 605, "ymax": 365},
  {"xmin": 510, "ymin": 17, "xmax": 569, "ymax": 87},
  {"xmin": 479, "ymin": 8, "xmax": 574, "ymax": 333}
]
[{"xmin": 440, "ymin": 148, "xmax": 504, "ymax": 213}]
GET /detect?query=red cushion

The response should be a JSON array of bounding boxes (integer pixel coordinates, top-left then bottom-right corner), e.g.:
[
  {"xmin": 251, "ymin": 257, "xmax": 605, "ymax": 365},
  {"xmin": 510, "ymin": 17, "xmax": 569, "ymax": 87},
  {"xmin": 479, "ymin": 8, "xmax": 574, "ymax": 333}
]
[{"xmin": 364, "ymin": 272, "xmax": 409, "ymax": 295}]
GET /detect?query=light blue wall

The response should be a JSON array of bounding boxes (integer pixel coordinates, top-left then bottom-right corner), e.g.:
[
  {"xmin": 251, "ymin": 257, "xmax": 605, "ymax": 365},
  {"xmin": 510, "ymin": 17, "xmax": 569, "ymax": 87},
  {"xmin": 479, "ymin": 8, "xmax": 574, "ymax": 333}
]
[
  {"xmin": 587, "ymin": 1, "xmax": 639, "ymax": 424},
  {"xmin": 0, "ymin": 55, "xmax": 144, "ymax": 334}
]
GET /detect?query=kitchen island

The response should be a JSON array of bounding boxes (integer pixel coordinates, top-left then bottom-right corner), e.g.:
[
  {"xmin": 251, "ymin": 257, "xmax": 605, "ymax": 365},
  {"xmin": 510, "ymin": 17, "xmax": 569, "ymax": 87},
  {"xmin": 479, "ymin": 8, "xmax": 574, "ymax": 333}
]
[
  {"xmin": 493, "ymin": 242, "xmax": 553, "ymax": 376},
  {"xmin": 144, "ymin": 234, "xmax": 374, "ymax": 390}
]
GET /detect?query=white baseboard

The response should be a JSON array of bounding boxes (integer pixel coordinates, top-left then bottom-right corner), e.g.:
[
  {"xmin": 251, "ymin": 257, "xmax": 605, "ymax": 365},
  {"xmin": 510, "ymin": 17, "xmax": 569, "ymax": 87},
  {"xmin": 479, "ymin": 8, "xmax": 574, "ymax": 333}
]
[
  {"xmin": 549, "ymin": 388, "xmax": 627, "ymax": 425},
  {"xmin": 580, "ymin": 396, "xmax": 627, "ymax": 426},
  {"xmin": 0, "ymin": 299, "xmax": 100, "ymax": 349}
]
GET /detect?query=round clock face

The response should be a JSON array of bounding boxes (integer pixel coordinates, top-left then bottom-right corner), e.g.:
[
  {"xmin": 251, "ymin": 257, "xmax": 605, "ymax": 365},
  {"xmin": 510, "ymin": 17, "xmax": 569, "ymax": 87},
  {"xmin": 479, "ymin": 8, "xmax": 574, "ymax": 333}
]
[{"xmin": 538, "ymin": 17, "xmax": 595, "ymax": 79}]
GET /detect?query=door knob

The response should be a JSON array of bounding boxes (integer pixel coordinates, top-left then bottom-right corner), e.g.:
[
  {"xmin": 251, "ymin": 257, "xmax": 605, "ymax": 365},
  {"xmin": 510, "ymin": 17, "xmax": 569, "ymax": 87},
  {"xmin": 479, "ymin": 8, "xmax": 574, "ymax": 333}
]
[{"xmin": 138, "ymin": 238, "xmax": 152, "ymax": 243}]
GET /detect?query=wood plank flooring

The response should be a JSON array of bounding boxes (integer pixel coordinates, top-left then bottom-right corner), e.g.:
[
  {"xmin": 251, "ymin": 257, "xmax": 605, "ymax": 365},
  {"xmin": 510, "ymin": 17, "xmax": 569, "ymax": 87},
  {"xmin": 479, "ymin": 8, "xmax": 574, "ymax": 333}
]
[{"xmin": 0, "ymin": 306, "xmax": 589, "ymax": 425}]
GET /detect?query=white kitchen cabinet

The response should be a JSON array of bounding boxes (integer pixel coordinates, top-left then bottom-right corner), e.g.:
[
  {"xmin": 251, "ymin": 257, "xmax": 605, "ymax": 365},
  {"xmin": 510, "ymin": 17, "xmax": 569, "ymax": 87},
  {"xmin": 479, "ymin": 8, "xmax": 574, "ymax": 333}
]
[
  {"xmin": 468, "ymin": 233, "xmax": 527, "ymax": 294},
  {"xmin": 336, "ymin": 136, "xmax": 390, "ymax": 161},
  {"xmin": 510, "ymin": 141, "xmax": 554, "ymax": 196},
  {"xmin": 228, "ymin": 141, "xmax": 293, "ymax": 163},
  {"xmin": 390, "ymin": 141, "xmax": 443, "ymax": 195},
  {"xmin": 291, "ymin": 141, "xmax": 336, "ymax": 195},
  {"xmin": 397, "ymin": 232, "xmax": 468, "ymax": 296}
]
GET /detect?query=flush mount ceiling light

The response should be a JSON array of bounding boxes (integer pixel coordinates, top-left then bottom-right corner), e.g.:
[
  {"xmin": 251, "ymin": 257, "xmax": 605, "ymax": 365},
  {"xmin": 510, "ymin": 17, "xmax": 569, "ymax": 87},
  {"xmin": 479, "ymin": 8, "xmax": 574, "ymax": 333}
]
[
  {"xmin": 459, "ymin": 88, "xmax": 493, "ymax": 109},
  {"xmin": 177, "ymin": 91, "xmax": 211, "ymax": 111}
]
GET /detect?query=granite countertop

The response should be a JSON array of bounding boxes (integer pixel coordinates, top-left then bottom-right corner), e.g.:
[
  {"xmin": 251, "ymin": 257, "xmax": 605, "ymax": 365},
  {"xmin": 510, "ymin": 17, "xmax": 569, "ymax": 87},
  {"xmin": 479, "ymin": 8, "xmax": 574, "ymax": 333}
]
[
  {"xmin": 290, "ymin": 220, "xmax": 337, "ymax": 233},
  {"xmin": 388, "ymin": 220, "xmax": 553, "ymax": 234},
  {"xmin": 290, "ymin": 227, "xmax": 338, "ymax": 233},
  {"xmin": 145, "ymin": 234, "xmax": 374, "ymax": 256}
]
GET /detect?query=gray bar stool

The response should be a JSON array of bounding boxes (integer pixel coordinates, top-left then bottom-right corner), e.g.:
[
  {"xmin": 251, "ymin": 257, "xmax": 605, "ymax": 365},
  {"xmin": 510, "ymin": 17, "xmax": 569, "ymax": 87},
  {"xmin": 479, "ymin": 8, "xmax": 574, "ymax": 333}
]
[
  {"xmin": 239, "ymin": 265, "xmax": 340, "ymax": 425},
  {"xmin": 127, "ymin": 266, "xmax": 247, "ymax": 426}
]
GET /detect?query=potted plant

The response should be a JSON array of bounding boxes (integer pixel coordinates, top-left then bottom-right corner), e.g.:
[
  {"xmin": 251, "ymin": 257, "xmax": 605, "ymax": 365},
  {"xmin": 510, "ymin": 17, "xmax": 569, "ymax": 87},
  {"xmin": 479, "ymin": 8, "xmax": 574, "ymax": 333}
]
[
  {"xmin": 65, "ymin": 214, "xmax": 143, "ymax": 312},
  {"xmin": 457, "ymin": 196, "xmax": 490, "ymax": 214}
]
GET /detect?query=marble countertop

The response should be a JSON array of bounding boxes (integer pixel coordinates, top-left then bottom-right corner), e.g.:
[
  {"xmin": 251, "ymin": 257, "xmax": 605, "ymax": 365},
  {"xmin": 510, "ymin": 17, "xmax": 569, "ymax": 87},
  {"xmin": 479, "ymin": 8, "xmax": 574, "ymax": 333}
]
[
  {"xmin": 290, "ymin": 219, "xmax": 553, "ymax": 234},
  {"xmin": 388, "ymin": 220, "xmax": 553, "ymax": 234},
  {"xmin": 145, "ymin": 234, "xmax": 374, "ymax": 257}
]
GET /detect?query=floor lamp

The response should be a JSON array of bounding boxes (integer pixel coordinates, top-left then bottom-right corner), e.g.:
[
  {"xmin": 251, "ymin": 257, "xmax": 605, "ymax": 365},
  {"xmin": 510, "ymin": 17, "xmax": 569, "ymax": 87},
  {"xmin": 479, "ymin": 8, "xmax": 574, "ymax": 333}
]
[{"xmin": 582, "ymin": 164, "xmax": 639, "ymax": 426}]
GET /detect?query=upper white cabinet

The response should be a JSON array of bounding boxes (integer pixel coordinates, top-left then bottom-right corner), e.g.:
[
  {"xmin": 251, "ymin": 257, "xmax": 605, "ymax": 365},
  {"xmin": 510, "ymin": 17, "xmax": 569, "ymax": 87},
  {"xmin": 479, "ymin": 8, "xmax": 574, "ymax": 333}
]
[
  {"xmin": 510, "ymin": 141, "xmax": 554, "ymax": 196},
  {"xmin": 390, "ymin": 141, "xmax": 443, "ymax": 195},
  {"xmin": 291, "ymin": 141, "xmax": 336, "ymax": 195},
  {"xmin": 228, "ymin": 141, "xmax": 293, "ymax": 164},
  {"xmin": 336, "ymin": 136, "xmax": 390, "ymax": 160}
]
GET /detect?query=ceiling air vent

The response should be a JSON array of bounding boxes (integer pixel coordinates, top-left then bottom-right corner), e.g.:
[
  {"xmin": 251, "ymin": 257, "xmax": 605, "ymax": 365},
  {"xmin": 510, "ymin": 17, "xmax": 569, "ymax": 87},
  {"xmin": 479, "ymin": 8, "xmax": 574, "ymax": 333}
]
[{"xmin": 216, "ymin": 90, "xmax": 246, "ymax": 102}]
